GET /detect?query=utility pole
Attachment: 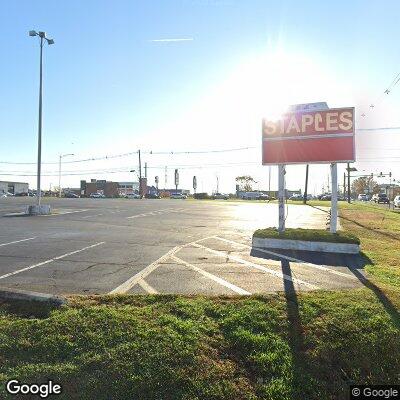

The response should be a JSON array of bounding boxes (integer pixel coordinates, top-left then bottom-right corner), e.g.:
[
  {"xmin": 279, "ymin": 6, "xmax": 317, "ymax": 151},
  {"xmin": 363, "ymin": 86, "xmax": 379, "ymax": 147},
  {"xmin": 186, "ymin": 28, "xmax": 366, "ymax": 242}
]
[
  {"xmin": 216, "ymin": 175, "xmax": 219, "ymax": 193},
  {"xmin": 303, "ymin": 164, "xmax": 309, "ymax": 204},
  {"xmin": 343, "ymin": 172, "xmax": 346, "ymax": 198},
  {"xmin": 138, "ymin": 150, "xmax": 142, "ymax": 198},
  {"xmin": 164, "ymin": 166, "xmax": 167, "ymax": 190},
  {"xmin": 145, "ymin": 162, "xmax": 147, "ymax": 178}
]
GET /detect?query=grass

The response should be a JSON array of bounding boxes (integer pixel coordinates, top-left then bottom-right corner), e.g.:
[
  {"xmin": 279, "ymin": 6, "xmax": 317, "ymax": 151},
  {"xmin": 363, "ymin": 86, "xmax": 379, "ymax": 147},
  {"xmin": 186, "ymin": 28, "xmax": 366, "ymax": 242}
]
[
  {"xmin": 253, "ymin": 228, "xmax": 360, "ymax": 244},
  {"xmin": 337, "ymin": 202, "xmax": 400, "ymax": 290},
  {"xmin": 0, "ymin": 291, "xmax": 399, "ymax": 400},
  {"xmin": 0, "ymin": 202, "xmax": 399, "ymax": 399}
]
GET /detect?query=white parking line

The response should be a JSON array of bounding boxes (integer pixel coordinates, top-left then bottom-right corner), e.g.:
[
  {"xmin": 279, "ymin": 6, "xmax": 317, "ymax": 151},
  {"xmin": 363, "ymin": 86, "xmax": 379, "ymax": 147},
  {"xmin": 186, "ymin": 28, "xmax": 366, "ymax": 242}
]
[
  {"xmin": 0, "ymin": 242, "xmax": 105, "ymax": 281},
  {"xmin": 81, "ymin": 213, "xmax": 104, "ymax": 219},
  {"xmin": 0, "ymin": 237, "xmax": 36, "ymax": 247},
  {"xmin": 109, "ymin": 236, "xmax": 216, "ymax": 293},
  {"xmin": 109, "ymin": 245, "xmax": 181, "ymax": 293},
  {"xmin": 171, "ymin": 255, "xmax": 251, "ymax": 295},
  {"xmin": 137, "ymin": 279, "xmax": 158, "ymax": 294},
  {"xmin": 126, "ymin": 208, "xmax": 187, "ymax": 219},
  {"xmin": 192, "ymin": 242, "xmax": 319, "ymax": 290},
  {"xmin": 213, "ymin": 236, "xmax": 357, "ymax": 280}
]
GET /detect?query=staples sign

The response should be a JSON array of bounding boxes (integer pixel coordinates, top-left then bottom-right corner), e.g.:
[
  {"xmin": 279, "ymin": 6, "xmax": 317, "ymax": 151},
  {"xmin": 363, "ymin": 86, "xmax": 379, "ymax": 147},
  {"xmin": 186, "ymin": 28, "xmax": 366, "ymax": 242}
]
[{"xmin": 262, "ymin": 107, "xmax": 355, "ymax": 164}]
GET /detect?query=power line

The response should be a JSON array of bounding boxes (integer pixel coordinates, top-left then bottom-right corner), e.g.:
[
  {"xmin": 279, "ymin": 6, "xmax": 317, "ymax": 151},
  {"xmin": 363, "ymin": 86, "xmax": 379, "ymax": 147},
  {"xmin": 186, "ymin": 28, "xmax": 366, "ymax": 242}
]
[
  {"xmin": 0, "ymin": 146, "xmax": 258, "ymax": 165},
  {"xmin": 1, "ymin": 128, "xmax": 399, "ymax": 167}
]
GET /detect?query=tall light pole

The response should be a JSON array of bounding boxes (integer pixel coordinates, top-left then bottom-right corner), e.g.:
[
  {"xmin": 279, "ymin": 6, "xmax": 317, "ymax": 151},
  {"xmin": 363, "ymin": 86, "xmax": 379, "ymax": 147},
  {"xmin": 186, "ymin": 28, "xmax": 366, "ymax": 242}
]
[
  {"xmin": 29, "ymin": 30, "xmax": 54, "ymax": 208},
  {"xmin": 130, "ymin": 170, "xmax": 140, "ymax": 194},
  {"xmin": 59, "ymin": 153, "xmax": 74, "ymax": 197}
]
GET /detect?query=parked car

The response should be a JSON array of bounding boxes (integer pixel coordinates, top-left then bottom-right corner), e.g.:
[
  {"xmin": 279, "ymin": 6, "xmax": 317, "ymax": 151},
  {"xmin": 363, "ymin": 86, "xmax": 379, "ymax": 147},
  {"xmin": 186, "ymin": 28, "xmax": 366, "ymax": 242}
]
[
  {"xmin": 393, "ymin": 195, "xmax": 400, "ymax": 208},
  {"xmin": 372, "ymin": 193, "xmax": 389, "ymax": 204},
  {"xmin": 15, "ymin": 192, "xmax": 28, "ymax": 197},
  {"xmin": 90, "ymin": 193, "xmax": 105, "ymax": 198},
  {"xmin": 357, "ymin": 194, "xmax": 367, "ymax": 201},
  {"xmin": 171, "ymin": 193, "xmax": 187, "ymax": 199},
  {"xmin": 212, "ymin": 193, "xmax": 229, "ymax": 200},
  {"xmin": 289, "ymin": 194, "xmax": 303, "ymax": 201},
  {"xmin": 64, "ymin": 192, "xmax": 80, "ymax": 198},
  {"xmin": 145, "ymin": 193, "xmax": 160, "ymax": 199},
  {"xmin": 258, "ymin": 193, "xmax": 270, "ymax": 201},
  {"xmin": 318, "ymin": 194, "xmax": 332, "ymax": 201},
  {"xmin": 125, "ymin": 193, "xmax": 140, "ymax": 199},
  {"xmin": 242, "ymin": 192, "xmax": 268, "ymax": 200}
]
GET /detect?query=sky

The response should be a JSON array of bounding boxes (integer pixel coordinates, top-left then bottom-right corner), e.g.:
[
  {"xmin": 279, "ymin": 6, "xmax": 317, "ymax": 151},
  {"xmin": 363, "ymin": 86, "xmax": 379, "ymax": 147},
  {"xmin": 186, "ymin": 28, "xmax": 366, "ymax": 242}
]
[{"xmin": 1, "ymin": 0, "xmax": 400, "ymax": 194}]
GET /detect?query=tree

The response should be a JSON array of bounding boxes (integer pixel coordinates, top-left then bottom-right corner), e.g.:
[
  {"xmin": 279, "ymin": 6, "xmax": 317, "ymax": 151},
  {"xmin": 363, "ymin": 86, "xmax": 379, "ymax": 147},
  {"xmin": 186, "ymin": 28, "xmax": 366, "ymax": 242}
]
[
  {"xmin": 351, "ymin": 176, "xmax": 379, "ymax": 196},
  {"xmin": 235, "ymin": 175, "xmax": 255, "ymax": 192}
]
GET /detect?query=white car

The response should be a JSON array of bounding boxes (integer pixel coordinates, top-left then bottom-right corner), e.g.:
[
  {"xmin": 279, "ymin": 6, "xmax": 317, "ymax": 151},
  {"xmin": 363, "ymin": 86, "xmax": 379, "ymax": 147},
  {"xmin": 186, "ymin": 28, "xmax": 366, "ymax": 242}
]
[
  {"xmin": 125, "ymin": 193, "xmax": 140, "ymax": 199},
  {"xmin": 171, "ymin": 193, "xmax": 187, "ymax": 199},
  {"xmin": 90, "ymin": 193, "xmax": 105, "ymax": 198},
  {"xmin": 358, "ymin": 194, "xmax": 367, "ymax": 201},
  {"xmin": 394, "ymin": 195, "xmax": 400, "ymax": 208}
]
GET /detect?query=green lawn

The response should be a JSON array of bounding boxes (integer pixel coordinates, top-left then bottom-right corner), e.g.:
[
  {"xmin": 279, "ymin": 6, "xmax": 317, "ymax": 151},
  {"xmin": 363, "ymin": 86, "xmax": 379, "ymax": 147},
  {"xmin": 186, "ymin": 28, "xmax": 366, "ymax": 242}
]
[
  {"xmin": 0, "ymin": 202, "xmax": 399, "ymax": 399},
  {"xmin": 253, "ymin": 227, "xmax": 360, "ymax": 244}
]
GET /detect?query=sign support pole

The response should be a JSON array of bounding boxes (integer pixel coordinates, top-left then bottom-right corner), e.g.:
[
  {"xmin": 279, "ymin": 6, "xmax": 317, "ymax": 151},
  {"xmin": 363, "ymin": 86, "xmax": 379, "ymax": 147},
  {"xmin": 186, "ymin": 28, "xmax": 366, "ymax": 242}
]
[
  {"xmin": 278, "ymin": 164, "xmax": 286, "ymax": 233},
  {"xmin": 330, "ymin": 163, "xmax": 338, "ymax": 233},
  {"xmin": 303, "ymin": 164, "xmax": 309, "ymax": 204}
]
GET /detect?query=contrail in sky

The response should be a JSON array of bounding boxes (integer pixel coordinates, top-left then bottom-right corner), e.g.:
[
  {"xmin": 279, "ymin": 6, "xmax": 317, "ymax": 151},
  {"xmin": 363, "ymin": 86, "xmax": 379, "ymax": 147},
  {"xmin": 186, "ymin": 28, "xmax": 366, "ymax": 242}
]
[{"xmin": 149, "ymin": 38, "xmax": 194, "ymax": 42}]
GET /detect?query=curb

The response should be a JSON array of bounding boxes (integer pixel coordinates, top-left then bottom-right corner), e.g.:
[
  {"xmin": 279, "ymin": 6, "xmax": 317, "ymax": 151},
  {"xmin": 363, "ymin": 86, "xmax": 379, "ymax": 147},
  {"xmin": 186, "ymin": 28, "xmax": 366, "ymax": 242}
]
[
  {"xmin": 252, "ymin": 237, "xmax": 360, "ymax": 254},
  {"xmin": 0, "ymin": 287, "xmax": 66, "ymax": 307}
]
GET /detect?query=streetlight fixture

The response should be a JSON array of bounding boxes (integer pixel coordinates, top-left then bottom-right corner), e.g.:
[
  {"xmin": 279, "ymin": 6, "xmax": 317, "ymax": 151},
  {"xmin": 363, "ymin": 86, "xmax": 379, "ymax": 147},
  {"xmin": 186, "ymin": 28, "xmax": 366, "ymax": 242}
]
[
  {"xmin": 130, "ymin": 170, "xmax": 140, "ymax": 196},
  {"xmin": 29, "ymin": 30, "xmax": 54, "ymax": 212},
  {"xmin": 59, "ymin": 154, "xmax": 74, "ymax": 197}
]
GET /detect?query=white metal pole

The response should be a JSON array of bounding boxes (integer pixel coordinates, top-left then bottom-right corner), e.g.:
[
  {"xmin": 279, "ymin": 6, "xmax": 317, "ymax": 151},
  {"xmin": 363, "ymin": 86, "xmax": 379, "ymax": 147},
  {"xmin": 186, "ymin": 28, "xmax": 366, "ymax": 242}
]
[
  {"xmin": 37, "ymin": 36, "xmax": 44, "ymax": 207},
  {"xmin": 330, "ymin": 163, "xmax": 338, "ymax": 233},
  {"xmin": 58, "ymin": 155, "xmax": 62, "ymax": 198},
  {"xmin": 278, "ymin": 164, "xmax": 286, "ymax": 233}
]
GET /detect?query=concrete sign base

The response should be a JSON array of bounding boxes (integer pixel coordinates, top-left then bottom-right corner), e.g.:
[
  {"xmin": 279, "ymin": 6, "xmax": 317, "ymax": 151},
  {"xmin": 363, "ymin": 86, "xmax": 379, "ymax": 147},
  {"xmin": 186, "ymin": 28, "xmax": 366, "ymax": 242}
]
[{"xmin": 25, "ymin": 204, "xmax": 51, "ymax": 215}]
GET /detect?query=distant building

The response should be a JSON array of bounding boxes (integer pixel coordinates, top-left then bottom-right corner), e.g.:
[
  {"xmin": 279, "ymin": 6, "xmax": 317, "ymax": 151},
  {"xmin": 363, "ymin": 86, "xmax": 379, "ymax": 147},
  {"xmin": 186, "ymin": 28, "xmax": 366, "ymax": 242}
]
[
  {"xmin": 118, "ymin": 181, "xmax": 139, "ymax": 195},
  {"xmin": 80, "ymin": 179, "xmax": 119, "ymax": 197},
  {"xmin": 0, "ymin": 181, "xmax": 28, "ymax": 195}
]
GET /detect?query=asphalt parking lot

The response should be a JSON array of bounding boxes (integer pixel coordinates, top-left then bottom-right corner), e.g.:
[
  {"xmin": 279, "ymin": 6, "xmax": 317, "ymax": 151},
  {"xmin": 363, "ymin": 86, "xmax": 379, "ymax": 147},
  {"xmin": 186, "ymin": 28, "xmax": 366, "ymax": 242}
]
[{"xmin": 0, "ymin": 197, "xmax": 363, "ymax": 295}]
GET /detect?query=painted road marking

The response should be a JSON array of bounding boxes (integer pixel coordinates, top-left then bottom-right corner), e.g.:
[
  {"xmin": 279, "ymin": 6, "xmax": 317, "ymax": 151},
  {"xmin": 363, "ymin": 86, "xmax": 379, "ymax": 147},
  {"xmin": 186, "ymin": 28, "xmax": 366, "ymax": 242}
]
[
  {"xmin": 137, "ymin": 278, "xmax": 158, "ymax": 294},
  {"xmin": 81, "ymin": 213, "xmax": 104, "ymax": 219},
  {"xmin": 213, "ymin": 236, "xmax": 357, "ymax": 280},
  {"xmin": 192, "ymin": 242, "xmax": 319, "ymax": 290},
  {"xmin": 0, "ymin": 242, "xmax": 105, "ymax": 281},
  {"xmin": 109, "ymin": 246, "xmax": 182, "ymax": 293},
  {"xmin": 0, "ymin": 237, "xmax": 36, "ymax": 247},
  {"xmin": 126, "ymin": 208, "xmax": 188, "ymax": 219},
  {"xmin": 171, "ymin": 255, "xmax": 251, "ymax": 295},
  {"xmin": 109, "ymin": 236, "xmax": 216, "ymax": 294}
]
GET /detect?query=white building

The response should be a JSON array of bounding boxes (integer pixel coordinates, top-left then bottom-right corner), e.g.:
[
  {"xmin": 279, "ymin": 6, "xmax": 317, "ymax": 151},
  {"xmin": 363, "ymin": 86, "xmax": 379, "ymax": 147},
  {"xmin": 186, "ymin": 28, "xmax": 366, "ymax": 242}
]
[
  {"xmin": 117, "ymin": 181, "xmax": 139, "ymax": 195},
  {"xmin": 0, "ymin": 181, "xmax": 29, "ymax": 195}
]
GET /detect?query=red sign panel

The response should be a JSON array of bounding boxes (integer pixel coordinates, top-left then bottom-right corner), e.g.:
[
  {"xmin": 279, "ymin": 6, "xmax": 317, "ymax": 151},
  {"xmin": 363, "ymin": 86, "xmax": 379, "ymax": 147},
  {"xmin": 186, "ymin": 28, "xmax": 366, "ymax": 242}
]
[{"xmin": 262, "ymin": 107, "xmax": 355, "ymax": 164}]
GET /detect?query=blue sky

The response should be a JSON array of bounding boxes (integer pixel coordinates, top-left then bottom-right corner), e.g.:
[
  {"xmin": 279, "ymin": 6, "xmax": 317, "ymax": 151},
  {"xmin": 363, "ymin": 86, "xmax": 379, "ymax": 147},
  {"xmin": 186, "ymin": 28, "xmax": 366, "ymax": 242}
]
[{"xmin": 1, "ymin": 0, "xmax": 400, "ymax": 192}]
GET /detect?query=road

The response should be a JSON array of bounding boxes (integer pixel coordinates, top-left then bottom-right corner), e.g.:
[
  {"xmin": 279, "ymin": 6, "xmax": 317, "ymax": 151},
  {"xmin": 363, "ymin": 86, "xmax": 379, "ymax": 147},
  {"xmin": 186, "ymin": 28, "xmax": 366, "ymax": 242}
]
[{"xmin": 0, "ymin": 197, "xmax": 363, "ymax": 295}]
